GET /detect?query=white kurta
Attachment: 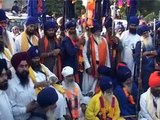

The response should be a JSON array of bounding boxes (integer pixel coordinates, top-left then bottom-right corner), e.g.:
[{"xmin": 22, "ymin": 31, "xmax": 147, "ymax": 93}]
[
  {"xmin": 0, "ymin": 90, "xmax": 14, "ymax": 120},
  {"xmin": 6, "ymin": 31, "xmax": 16, "ymax": 54},
  {"xmin": 30, "ymin": 65, "xmax": 67, "ymax": 120},
  {"xmin": 14, "ymin": 33, "xmax": 38, "ymax": 53},
  {"xmin": 6, "ymin": 75, "xmax": 36, "ymax": 120},
  {"xmin": 120, "ymin": 30, "xmax": 140, "ymax": 75},
  {"xmin": 82, "ymin": 36, "xmax": 111, "ymax": 95}
]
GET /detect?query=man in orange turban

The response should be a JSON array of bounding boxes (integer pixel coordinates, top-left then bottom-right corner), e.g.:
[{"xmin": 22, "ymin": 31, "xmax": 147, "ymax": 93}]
[{"xmin": 139, "ymin": 70, "xmax": 160, "ymax": 120}]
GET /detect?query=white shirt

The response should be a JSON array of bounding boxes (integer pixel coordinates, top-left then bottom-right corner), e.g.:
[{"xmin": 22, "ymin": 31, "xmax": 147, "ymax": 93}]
[
  {"xmin": 31, "ymin": 64, "xmax": 67, "ymax": 119},
  {"xmin": 0, "ymin": 90, "xmax": 14, "ymax": 120},
  {"xmin": 139, "ymin": 91, "xmax": 153, "ymax": 120},
  {"xmin": 120, "ymin": 30, "xmax": 140, "ymax": 74},
  {"xmin": 6, "ymin": 31, "xmax": 16, "ymax": 54},
  {"xmin": 15, "ymin": 33, "xmax": 38, "ymax": 53},
  {"xmin": 6, "ymin": 75, "xmax": 36, "ymax": 120}
]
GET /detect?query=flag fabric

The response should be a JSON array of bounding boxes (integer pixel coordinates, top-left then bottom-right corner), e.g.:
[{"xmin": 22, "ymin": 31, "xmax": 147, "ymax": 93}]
[
  {"xmin": 102, "ymin": 0, "xmax": 110, "ymax": 17},
  {"xmin": 94, "ymin": 0, "xmax": 102, "ymax": 25},
  {"xmin": 127, "ymin": 0, "xmax": 138, "ymax": 21}
]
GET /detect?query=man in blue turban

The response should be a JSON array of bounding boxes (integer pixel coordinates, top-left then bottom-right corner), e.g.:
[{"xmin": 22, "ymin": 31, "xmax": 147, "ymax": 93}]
[{"xmin": 120, "ymin": 16, "xmax": 140, "ymax": 76}]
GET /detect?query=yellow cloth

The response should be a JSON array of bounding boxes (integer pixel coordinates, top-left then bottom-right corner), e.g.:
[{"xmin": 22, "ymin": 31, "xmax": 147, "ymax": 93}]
[
  {"xmin": 3, "ymin": 48, "xmax": 12, "ymax": 60},
  {"xmin": 29, "ymin": 64, "xmax": 65, "ymax": 94},
  {"xmin": 85, "ymin": 91, "xmax": 124, "ymax": 120},
  {"xmin": 21, "ymin": 31, "xmax": 38, "ymax": 52}
]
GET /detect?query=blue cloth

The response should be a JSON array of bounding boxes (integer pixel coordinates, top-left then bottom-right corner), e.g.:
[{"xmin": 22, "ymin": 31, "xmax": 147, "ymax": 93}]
[
  {"xmin": 0, "ymin": 9, "xmax": 7, "ymax": 21},
  {"xmin": 65, "ymin": 20, "xmax": 76, "ymax": 30},
  {"xmin": 137, "ymin": 25, "xmax": 149, "ymax": 36},
  {"xmin": 114, "ymin": 83, "xmax": 138, "ymax": 116},
  {"xmin": 37, "ymin": 87, "xmax": 58, "ymax": 108},
  {"xmin": 25, "ymin": 16, "xmax": 38, "ymax": 26},
  {"xmin": 27, "ymin": 46, "xmax": 40, "ymax": 59},
  {"xmin": 60, "ymin": 36, "xmax": 79, "ymax": 74},
  {"xmin": 44, "ymin": 20, "xmax": 56, "ymax": 30},
  {"xmin": 116, "ymin": 66, "xmax": 132, "ymax": 83},
  {"xmin": 134, "ymin": 41, "xmax": 155, "ymax": 92},
  {"xmin": 156, "ymin": 22, "xmax": 160, "ymax": 30},
  {"xmin": 104, "ymin": 17, "xmax": 112, "ymax": 29},
  {"xmin": 97, "ymin": 65, "xmax": 111, "ymax": 76},
  {"xmin": 129, "ymin": 16, "xmax": 139, "ymax": 26},
  {"xmin": 99, "ymin": 76, "xmax": 112, "ymax": 92},
  {"xmin": 91, "ymin": 21, "xmax": 102, "ymax": 33}
]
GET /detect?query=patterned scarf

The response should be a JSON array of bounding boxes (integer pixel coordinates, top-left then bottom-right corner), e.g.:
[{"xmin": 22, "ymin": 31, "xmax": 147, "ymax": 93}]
[{"xmin": 123, "ymin": 87, "xmax": 135, "ymax": 105}]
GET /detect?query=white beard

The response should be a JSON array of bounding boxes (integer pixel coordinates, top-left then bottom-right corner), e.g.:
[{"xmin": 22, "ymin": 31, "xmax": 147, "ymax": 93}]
[
  {"xmin": 141, "ymin": 35, "xmax": 153, "ymax": 48},
  {"xmin": 104, "ymin": 93, "xmax": 113, "ymax": 103},
  {"xmin": 93, "ymin": 35, "xmax": 102, "ymax": 44},
  {"xmin": 46, "ymin": 109, "xmax": 56, "ymax": 120}
]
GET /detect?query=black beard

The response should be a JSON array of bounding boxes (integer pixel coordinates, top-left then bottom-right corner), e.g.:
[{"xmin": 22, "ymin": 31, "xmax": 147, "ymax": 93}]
[
  {"xmin": 0, "ymin": 82, "xmax": 8, "ymax": 90},
  {"xmin": 16, "ymin": 71, "xmax": 29, "ymax": 87},
  {"xmin": 31, "ymin": 62, "xmax": 41, "ymax": 72},
  {"xmin": 129, "ymin": 28, "xmax": 137, "ymax": 35},
  {"xmin": 26, "ymin": 30, "xmax": 34, "ymax": 36}
]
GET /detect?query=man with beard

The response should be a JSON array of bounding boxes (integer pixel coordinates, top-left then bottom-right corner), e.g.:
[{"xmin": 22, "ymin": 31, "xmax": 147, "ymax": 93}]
[
  {"xmin": 82, "ymin": 21, "xmax": 110, "ymax": 95},
  {"xmin": 0, "ymin": 9, "xmax": 15, "ymax": 55},
  {"xmin": 85, "ymin": 76, "xmax": 124, "ymax": 120},
  {"xmin": 28, "ymin": 46, "xmax": 68, "ymax": 120},
  {"xmin": 139, "ymin": 70, "xmax": 160, "ymax": 120},
  {"xmin": 6, "ymin": 52, "xmax": 37, "ymax": 120},
  {"xmin": 120, "ymin": 16, "xmax": 140, "ymax": 75},
  {"xmin": 15, "ymin": 16, "xmax": 39, "ymax": 52},
  {"xmin": 28, "ymin": 87, "xmax": 58, "ymax": 120},
  {"xmin": 135, "ymin": 25, "xmax": 156, "ymax": 92},
  {"xmin": 39, "ymin": 20, "xmax": 61, "ymax": 75},
  {"xmin": 114, "ymin": 64, "xmax": 138, "ymax": 119},
  {"xmin": 61, "ymin": 66, "xmax": 84, "ymax": 120},
  {"xmin": 0, "ymin": 59, "xmax": 14, "ymax": 120},
  {"xmin": 61, "ymin": 19, "xmax": 85, "ymax": 84}
]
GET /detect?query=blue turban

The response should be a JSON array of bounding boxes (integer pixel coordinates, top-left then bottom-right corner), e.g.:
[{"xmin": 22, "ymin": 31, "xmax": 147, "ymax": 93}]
[
  {"xmin": 25, "ymin": 16, "xmax": 38, "ymax": 26},
  {"xmin": 0, "ymin": 59, "xmax": 7, "ymax": 74},
  {"xmin": 97, "ymin": 65, "xmax": 111, "ymax": 76},
  {"xmin": 104, "ymin": 17, "xmax": 113, "ymax": 29},
  {"xmin": 99, "ymin": 76, "xmax": 112, "ymax": 92},
  {"xmin": 91, "ymin": 21, "xmax": 102, "ymax": 33},
  {"xmin": 117, "ymin": 66, "xmax": 131, "ymax": 83},
  {"xmin": 37, "ymin": 87, "xmax": 58, "ymax": 108},
  {"xmin": 137, "ymin": 25, "xmax": 149, "ymax": 36},
  {"xmin": 44, "ymin": 20, "xmax": 56, "ymax": 30},
  {"xmin": 156, "ymin": 22, "xmax": 160, "ymax": 30},
  {"xmin": 27, "ymin": 46, "xmax": 40, "ymax": 59},
  {"xmin": 129, "ymin": 16, "xmax": 139, "ymax": 26},
  {"xmin": 11, "ymin": 52, "xmax": 29, "ymax": 70},
  {"xmin": 65, "ymin": 20, "xmax": 76, "ymax": 30},
  {"xmin": 0, "ymin": 9, "xmax": 8, "ymax": 21}
]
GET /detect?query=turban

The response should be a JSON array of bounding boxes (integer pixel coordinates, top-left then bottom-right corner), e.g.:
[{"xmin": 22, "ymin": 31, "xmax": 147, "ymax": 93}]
[
  {"xmin": 0, "ymin": 9, "xmax": 8, "ymax": 21},
  {"xmin": 0, "ymin": 59, "xmax": 7, "ymax": 74},
  {"xmin": 137, "ymin": 25, "xmax": 149, "ymax": 36},
  {"xmin": 117, "ymin": 66, "xmax": 131, "ymax": 83},
  {"xmin": 97, "ymin": 65, "xmax": 111, "ymax": 76},
  {"xmin": 11, "ymin": 52, "xmax": 29, "ymax": 70},
  {"xmin": 65, "ymin": 20, "xmax": 76, "ymax": 30},
  {"xmin": 37, "ymin": 87, "xmax": 58, "ymax": 108},
  {"xmin": 44, "ymin": 20, "xmax": 56, "ymax": 30},
  {"xmin": 116, "ymin": 62, "xmax": 127, "ymax": 70},
  {"xmin": 104, "ymin": 17, "xmax": 113, "ymax": 29},
  {"xmin": 61, "ymin": 66, "xmax": 73, "ymax": 77},
  {"xmin": 27, "ymin": 46, "xmax": 40, "ymax": 59},
  {"xmin": 156, "ymin": 22, "xmax": 160, "ymax": 30},
  {"xmin": 149, "ymin": 71, "xmax": 160, "ymax": 88},
  {"xmin": 25, "ymin": 16, "xmax": 38, "ymax": 26},
  {"xmin": 129, "ymin": 16, "xmax": 139, "ymax": 26},
  {"xmin": 99, "ymin": 76, "xmax": 112, "ymax": 92},
  {"xmin": 91, "ymin": 21, "xmax": 102, "ymax": 33}
]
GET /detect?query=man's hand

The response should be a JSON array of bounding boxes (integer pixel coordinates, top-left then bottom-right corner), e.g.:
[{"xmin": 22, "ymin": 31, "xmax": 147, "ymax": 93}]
[
  {"xmin": 26, "ymin": 100, "xmax": 37, "ymax": 113},
  {"xmin": 52, "ymin": 49, "xmax": 61, "ymax": 56}
]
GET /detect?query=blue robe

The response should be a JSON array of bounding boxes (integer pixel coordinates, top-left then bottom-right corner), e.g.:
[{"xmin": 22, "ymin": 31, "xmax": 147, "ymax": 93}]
[
  {"xmin": 60, "ymin": 36, "xmax": 78, "ymax": 74},
  {"xmin": 114, "ymin": 83, "xmax": 138, "ymax": 116},
  {"xmin": 134, "ymin": 41, "xmax": 155, "ymax": 92}
]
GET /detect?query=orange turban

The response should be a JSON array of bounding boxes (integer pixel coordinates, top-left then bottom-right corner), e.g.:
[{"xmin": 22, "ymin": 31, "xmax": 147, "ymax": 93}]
[{"xmin": 149, "ymin": 71, "xmax": 160, "ymax": 88}]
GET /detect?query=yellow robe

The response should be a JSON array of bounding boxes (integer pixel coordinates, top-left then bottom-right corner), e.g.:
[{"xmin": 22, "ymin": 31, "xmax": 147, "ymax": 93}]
[{"xmin": 85, "ymin": 91, "xmax": 125, "ymax": 120}]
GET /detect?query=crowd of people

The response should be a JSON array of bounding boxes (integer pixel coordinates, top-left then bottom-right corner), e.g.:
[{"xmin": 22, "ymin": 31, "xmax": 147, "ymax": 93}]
[{"xmin": 0, "ymin": 5, "xmax": 160, "ymax": 120}]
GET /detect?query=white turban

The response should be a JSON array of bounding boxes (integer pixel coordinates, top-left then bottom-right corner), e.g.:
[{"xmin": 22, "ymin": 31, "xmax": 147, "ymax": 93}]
[{"xmin": 61, "ymin": 66, "xmax": 74, "ymax": 77}]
